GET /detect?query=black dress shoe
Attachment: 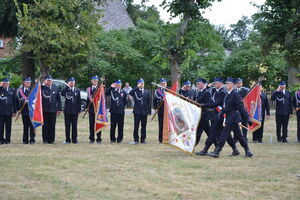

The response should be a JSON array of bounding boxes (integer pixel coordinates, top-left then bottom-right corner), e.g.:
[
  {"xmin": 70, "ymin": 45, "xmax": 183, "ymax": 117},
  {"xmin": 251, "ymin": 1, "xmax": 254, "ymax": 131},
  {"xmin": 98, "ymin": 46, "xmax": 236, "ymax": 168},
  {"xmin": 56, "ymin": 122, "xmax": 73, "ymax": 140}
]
[
  {"xmin": 282, "ymin": 140, "xmax": 289, "ymax": 143},
  {"xmin": 89, "ymin": 140, "xmax": 95, "ymax": 144},
  {"xmin": 245, "ymin": 149, "xmax": 253, "ymax": 157},
  {"xmin": 207, "ymin": 147, "xmax": 222, "ymax": 158},
  {"xmin": 231, "ymin": 148, "xmax": 240, "ymax": 156},
  {"xmin": 0, "ymin": 141, "xmax": 4, "ymax": 145},
  {"xmin": 277, "ymin": 138, "xmax": 282, "ymax": 142},
  {"xmin": 30, "ymin": 140, "xmax": 35, "ymax": 145},
  {"xmin": 195, "ymin": 149, "xmax": 208, "ymax": 156},
  {"xmin": 23, "ymin": 141, "xmax": 28, "ymax": 144},
  {"xmin": 117, "ymin": 141, "xmax": 122, "ymax": 144},
  {"xmin": 141, "ymin": 141, "xmax": 146, "ymax": 144},
  {"xmin": 96, "ymin": 139, "xmax": 102, "ymax": 144}
]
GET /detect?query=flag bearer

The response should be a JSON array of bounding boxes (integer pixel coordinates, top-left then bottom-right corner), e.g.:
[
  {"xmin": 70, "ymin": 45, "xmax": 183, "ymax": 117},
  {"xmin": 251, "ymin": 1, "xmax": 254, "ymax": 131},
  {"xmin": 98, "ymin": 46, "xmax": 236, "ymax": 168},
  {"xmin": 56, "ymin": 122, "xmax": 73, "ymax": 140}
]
[
  {"xmin": 17, "ymin": 77, "xmax": 35, "ymax": 144},
  {"xmin": 153, "ymin": 78, "xmax": 167, "ymax": 143},
  {"xmin": 87, "ymin": 75, "xmax": 102, "ymax": 144}
]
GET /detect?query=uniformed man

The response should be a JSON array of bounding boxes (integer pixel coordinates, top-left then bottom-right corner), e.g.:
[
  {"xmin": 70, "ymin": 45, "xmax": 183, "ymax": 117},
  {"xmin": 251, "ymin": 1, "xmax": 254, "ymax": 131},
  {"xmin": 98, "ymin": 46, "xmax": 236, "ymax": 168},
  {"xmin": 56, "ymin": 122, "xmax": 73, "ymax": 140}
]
[
  {"xmin": 252, "ymin": 84, "xmax": 270, "ymax": 143},
  {"xmin": 193, "ymin": 78, "xmax": 213, "ymax": 146},
  {"xmin": 293, "ymin": 89, "xmax": 300, "ymax": 143},
  {"xmin": 153, "ymin": 78, "xmax": 167, "ymax": 143},
  {"xmin": 179, "ymin": 81, "xmax": 194, "ymax": 99},
  {"xmin": 207, "ymin": 78, "xmax": 253, "ymax": 158},
  {"xmin": 271, "ymin": 81, "xmax": 293, "ymax": 143},
  {"xmin": 41, "ymin": 75, "xmax": 62, "ymax": 144},
  {"xmin": 61, "ymin": 77, "xmax": 81, "ymax": 144},
  {"xmin": 0, "ymin": 78, "xmax": 16, "ymax": 144},
  {"xmin": 17, "ymin": 77, "xmax": 35, "ymax": 144},
  {"xmin": 235, "ymin": 78, "xmax": 250, "ymax": 140},
  {"xmin": 129, "ymin": 78, "xmax": 151, "ymax": 144},
  {"xmin": 106, "ymin": 80, "xmax": 127, "ymax": 144},
  {"xmin": 87, "ymin": 75, "xmax": 102, "ymax": 144},
  {"xmin": 196, "ymin": 77, "xmax": 240, "ymax": 157}
]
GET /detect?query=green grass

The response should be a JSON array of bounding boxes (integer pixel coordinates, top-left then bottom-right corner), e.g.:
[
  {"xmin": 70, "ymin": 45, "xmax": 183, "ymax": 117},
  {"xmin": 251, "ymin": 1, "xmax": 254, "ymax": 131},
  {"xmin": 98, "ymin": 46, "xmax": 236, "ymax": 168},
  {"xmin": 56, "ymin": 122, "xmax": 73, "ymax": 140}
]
[{"xmin": 0, "ymin": 112, "xmax": 299, "ymax": 200}]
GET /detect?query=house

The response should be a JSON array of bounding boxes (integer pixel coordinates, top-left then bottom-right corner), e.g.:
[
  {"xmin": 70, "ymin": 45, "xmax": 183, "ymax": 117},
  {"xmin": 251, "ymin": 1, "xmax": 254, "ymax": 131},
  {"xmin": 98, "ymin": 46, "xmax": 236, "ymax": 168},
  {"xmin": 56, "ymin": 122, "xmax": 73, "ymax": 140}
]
[
  {"xmin": 0, "ymin": 37, "xmax": 13, "ymax": 58},
  {"xmin": 96, "ymin": 0, "xmax": 135, "ymax": 31}
]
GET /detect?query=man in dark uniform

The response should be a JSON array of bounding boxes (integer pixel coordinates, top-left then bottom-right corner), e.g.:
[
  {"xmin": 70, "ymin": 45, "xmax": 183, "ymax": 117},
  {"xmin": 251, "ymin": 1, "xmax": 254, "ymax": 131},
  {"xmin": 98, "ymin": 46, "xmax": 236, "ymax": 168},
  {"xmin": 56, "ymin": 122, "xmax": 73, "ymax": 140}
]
[
  {"xmin": 235, "ymin": 78, "xmax": 250, "ymax": 140},
  {"xmin": 17, "ymin": 77, "xmax": 35, "ymax": 144},
  {"xmin": 153, "ymin": 78, "xmax": 167, "ymax": 143},
  {"xmin": 87, "ymin": 75, "xmax": 102, "ymax": 144},
  {"xmin": 41, "ymin": 75, "xmax": 62, "ymax": 144},
  {"xmin": 0, "ymin": 78, "xmax": 16, "ymax": 144},
  {"xmin": 207, "ymin": 78, "xmax": 253, "ymax": 158},
  {"xmin": 293, "ymin": 89, "xmax": 300, "ymax": 143},
  {"xmin": 106, "ymin": 80, "xmax": 127, "ymax": 144},
  {"xmin": 129, "ymin": 78, "xmax": 151, "ymax": 144},
  {"xmin": 271, "ymin": 81, "xmax": 293, "ymax": 143},
  {"xmin": 61, "ymin": 77, "xmax": 81, "ymax": 144},
  {"xmin": 196, "ymin": 77, "xmax": 240, "ymax": 156},
  {"xmin": 179, "ymin": 81, "xmax": 194, "ymax": 99},
  {"xmin": 252, "ymin": 84, "xmax": 270, "ymax": 143},
  {"xmin": 193, "ymin": 78, "xmax": 212, "ymax": 146}
]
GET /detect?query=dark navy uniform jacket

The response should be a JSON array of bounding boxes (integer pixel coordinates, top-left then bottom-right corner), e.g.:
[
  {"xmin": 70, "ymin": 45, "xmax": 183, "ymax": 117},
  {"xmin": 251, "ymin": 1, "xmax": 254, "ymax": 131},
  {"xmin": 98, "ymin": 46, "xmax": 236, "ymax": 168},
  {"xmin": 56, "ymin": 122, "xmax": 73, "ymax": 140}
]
[
  {"xmin": 271, "ymin": 90, "xmax": 293, "ymax": 115},
  {"xmin": 61, "ymin": 86, "xmax": 81, "ymax": 115},
  {"xmin": 293, "ymin": 92, "xmax": 300, "ymax": 116},
  {"xmin": 179, "ymin": 89, "xmax": 194, "ymax": 99},
  {"xmin": 236, "ymin": 87, "xmax": 249, "ymax": 98},
  {"xmin": 221, "ymin": 90, "xmax": 250, "ymax": 124},
  {"xmin": 105, "ymin": 87, "xmax": 127, "ymax": 114},
  {"xmin": 260, "ymin": 92, "xmax": 270, "ymax": 118},
  {"xmin": 41, "ymin": 84, "xmax": 62, "ymax": 113},
  {"xmin": 202, "ymin": 87, "xmax": 227, "ymax": 121},
  {"xmin": 153, "ymin": 88, "xmax": 165, "ymax": 113},
  {"xmin": 17, "ymin": 87, "xmax": 31, "ymax": 116},
  {"xmin": 193, "ymin": 88, "xmax": 212, "ymax": 121},
  {"xmin": 0, "ymin": 86, "xmax": 17, "ymax": 115},
  {"xmin": 87, "ymin": 85, "xmax": 98, "ymax": 114},
  {"xmin": 129, "ymin": 87, "xmax": 151, "ymax": 115}
]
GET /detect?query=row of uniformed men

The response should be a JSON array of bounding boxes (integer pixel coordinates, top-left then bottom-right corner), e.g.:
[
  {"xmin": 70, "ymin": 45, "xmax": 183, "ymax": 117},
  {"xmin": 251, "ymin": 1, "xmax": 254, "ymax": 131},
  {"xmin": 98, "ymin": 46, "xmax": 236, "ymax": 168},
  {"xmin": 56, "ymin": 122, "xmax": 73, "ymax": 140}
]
[{"xmin": 0, "ymin": 76, "xmax": 299, "ymax": 152}]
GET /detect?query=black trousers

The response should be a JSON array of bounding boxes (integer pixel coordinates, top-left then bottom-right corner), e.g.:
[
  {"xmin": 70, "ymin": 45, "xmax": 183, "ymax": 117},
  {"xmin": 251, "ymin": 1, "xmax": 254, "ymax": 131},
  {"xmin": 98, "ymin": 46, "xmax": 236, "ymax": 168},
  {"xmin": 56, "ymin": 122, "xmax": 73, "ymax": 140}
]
[
  {"xmin": 252, "ymin": 117, "xmax": 265, "ymax": 142},
  {"xmin": 22, "ymin": 115, "xmax": 35, "ymax": 143},
  {"xmin": 158, "ymin": 111, "xmax": 164, "ymax": 143},
  {"xmin": 275, "ymin": 114, "xmax": 289, "ymax": 141},
  {"xmin": 218, "ymin": 121, "xmax": 249, "ymax": 150},
  {"xmin": 297, "ymin": 115, "xmax": 300, "ymax": 142},
  {"xmin": 110, "ymin": 113, "xmax": 124, "ymax": 143},
  {"xmin": 205, "ymin": 116, "xmax": 236, "ymax": 149},
  {"xmin": 241, "ymin": 119, "xmax": 248, "ymax": 139},
  {"xmin": 133, "ymin": 114, "xmax": 147, "ymax": 142},
  {"xmin": 64, "ymin": 113, "xmax": 78, "ymax": 143},
  {"xmin": 89, "ymin": 113, "xmax": 102, "ymax": 142},
  {"xmin": 195, "ymin": 119, "xmax": 210, "ymax": 146},
  {"xmin": 42, "ymin": 112, "xmax": 57, "ymax": 143},
  {"xmin": 0, "ymin": 114, "xmax": 12, "ymax": 144}
]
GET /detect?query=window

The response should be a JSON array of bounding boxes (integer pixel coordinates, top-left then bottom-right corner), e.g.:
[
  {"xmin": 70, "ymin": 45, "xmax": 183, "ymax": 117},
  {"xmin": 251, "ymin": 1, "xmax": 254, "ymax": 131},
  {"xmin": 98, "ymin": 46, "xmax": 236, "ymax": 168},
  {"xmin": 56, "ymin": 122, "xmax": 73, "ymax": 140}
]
[{"xmin": 0, "ymin": 40, "xmax": 4, "ymax": 48}]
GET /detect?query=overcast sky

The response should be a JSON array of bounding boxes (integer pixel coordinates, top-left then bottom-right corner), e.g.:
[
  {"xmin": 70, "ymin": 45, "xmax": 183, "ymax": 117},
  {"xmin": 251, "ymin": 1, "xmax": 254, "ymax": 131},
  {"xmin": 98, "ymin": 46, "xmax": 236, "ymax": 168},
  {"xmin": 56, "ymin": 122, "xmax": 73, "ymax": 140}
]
[{"xmin": 133, "ymin": 0, "xmax": 266, "ymax": 27}]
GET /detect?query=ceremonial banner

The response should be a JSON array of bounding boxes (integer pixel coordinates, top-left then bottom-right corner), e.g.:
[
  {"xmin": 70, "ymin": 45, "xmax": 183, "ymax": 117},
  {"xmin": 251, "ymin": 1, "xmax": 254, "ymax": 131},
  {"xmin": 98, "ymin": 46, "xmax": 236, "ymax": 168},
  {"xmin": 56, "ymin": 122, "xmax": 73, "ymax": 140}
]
[
  {"xmin": 93, "ymin": 85, "xmax": 109, "ymax": 133},
  {"xmin": 243, "ymin": 83, "xmax": 262, "ymax": 132},
  {"xmin": 27, "ymin": 81, "xmax": 43, "ymax": 128},
  {"xmin": 163, "ymin": 92, "xmax": 201, "ymax": 153}
]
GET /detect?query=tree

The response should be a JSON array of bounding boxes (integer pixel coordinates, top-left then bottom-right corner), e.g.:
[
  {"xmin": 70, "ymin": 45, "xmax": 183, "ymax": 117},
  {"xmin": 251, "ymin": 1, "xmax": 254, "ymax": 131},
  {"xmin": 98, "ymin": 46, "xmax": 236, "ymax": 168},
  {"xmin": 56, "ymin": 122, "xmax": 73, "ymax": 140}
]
[
  {"xmin": 162, "ymin": 0, "xmax": 221, "ymax": 84},
  {"xmin": 15, "ymin": 0, "xmax": 102, "ymax": 78},
  {"xmin": 254, "ymin": 0, "xmax": 300, "ymax": 86}
]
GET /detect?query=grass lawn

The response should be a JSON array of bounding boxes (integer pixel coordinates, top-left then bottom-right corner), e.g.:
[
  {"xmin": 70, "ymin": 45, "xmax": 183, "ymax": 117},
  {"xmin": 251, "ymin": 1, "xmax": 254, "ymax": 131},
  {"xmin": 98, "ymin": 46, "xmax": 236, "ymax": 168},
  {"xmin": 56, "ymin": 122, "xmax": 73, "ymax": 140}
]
[{"xmin": 0, "ymin": 111, "xmax": 299, "ymax": 200}]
